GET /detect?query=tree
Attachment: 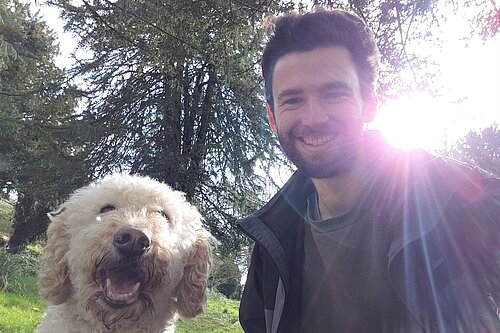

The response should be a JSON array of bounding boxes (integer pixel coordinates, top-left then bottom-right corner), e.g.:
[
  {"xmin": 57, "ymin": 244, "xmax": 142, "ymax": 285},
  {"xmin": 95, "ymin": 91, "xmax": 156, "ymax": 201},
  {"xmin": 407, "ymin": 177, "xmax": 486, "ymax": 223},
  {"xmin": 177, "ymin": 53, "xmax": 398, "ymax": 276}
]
[
  {"xmin": 0, "ymin": 0, "xmax": 86, "ymax": 248},
  {"xmin": 43, "ymin": 0, "xmax": 302, "ymax": 256},
  {"xmin": 0, "ymin": 1, "xmax": 17, "ymax": 69},
  {"xmin": 446, "ymin": 124, "xmax": 500, "ymax": 176},
  {"xmin": 464, "ymin": 0, "xmax": 500, "ymax": 40}
]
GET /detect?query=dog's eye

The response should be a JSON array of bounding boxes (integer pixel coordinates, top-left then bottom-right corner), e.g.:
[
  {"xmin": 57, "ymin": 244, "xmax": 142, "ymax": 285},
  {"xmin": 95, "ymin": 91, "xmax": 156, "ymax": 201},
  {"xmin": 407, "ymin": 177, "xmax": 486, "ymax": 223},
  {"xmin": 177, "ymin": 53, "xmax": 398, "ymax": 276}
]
[
  {"xmin": 159, "ymin": 211, "xmax": 169, "ymax": 221},
  {"xmin": 99, "ymin": 204, "xmax": 116, "ymax": 214}
]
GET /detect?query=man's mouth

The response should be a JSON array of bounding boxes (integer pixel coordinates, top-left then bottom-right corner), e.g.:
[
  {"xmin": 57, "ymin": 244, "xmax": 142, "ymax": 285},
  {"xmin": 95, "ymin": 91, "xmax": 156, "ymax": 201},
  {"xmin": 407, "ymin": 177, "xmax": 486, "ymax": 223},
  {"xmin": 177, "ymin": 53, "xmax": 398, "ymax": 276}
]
[{"xmin": 300, "ymin": 134, "xmax": 334, "ymax": 147}]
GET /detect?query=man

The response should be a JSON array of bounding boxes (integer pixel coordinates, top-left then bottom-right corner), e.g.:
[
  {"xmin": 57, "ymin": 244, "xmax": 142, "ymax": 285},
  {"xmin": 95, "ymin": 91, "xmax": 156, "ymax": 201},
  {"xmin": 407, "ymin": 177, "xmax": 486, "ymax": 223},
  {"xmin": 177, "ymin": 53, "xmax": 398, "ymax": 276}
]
[{"xmin": 237, "ymin": 9, "xmax": 499, "ymax": 333}]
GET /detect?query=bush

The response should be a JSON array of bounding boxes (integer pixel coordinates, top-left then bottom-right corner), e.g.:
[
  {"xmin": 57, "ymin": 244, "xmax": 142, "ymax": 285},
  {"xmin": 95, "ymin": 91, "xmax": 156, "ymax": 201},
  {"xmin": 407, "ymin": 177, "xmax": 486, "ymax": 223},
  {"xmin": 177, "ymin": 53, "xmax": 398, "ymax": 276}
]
[
  {"xmin": 0, "ymin": 249, "xmax": 39, "ymax": 295},
  {"xmin": 209, "ymin": 255, "xmax": 242, "ymax": 300}
]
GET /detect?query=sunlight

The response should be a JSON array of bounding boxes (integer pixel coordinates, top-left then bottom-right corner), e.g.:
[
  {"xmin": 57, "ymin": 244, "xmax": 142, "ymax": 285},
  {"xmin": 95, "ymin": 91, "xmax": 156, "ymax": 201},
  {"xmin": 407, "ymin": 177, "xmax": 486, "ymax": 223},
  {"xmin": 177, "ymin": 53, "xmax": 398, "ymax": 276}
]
[
  {"xmin": 371, "ymin": 94, "xmax": 451, "ymax": 151},
  {"xmin": 371, "ymin": 32, "xmax": 500, "ymax": 152}
]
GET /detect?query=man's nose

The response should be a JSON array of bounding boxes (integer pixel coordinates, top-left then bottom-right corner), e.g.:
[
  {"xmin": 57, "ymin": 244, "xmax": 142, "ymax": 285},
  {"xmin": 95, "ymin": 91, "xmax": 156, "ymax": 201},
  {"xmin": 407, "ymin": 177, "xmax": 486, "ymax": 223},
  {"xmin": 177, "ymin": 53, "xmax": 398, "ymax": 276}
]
[{"xmin": 301, "ymin": 99, "xmax": 329, "ymax": 127}]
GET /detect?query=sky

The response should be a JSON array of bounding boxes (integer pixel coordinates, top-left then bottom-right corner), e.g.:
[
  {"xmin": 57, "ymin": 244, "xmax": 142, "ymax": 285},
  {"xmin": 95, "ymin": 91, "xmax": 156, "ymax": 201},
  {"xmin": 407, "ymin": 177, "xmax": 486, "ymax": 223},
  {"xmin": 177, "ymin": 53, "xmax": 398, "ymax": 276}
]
[{"xmin": 30, "ymin": 2, "xmax": 500, "ymax": 154}]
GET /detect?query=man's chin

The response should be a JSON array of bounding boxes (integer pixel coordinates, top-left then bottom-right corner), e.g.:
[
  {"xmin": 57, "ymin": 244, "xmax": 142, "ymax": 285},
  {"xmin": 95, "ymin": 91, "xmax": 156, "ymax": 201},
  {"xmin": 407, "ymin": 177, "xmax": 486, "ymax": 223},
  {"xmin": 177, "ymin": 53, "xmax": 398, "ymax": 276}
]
[
  {"xmin": 289, "ymin": 154, "xmax": 355, "ymax": 179},
  {"xmin": 298, "ymin": 163, "xmax": 347, "ymax": 179},
  {"xmin": 279, "ymin": 134, "xmax": 361, "ymax": 178}
]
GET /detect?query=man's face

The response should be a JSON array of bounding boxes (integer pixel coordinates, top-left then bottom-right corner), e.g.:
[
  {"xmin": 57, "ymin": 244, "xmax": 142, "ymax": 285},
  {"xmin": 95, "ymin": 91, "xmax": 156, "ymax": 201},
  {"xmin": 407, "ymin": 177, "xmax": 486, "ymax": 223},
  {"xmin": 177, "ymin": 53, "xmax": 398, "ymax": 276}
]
[{"xmin": 269, "ymin": 46, "xmax": 375, "ymax": 179}]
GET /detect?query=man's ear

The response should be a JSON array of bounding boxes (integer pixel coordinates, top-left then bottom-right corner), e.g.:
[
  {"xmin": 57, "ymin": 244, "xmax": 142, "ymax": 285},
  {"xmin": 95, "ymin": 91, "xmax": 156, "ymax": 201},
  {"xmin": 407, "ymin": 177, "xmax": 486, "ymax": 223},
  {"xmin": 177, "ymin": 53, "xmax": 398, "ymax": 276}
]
[
  {"xmin": 362, "ymin": 91, "xmax": 378, "ymax": 123},
  {"xmin": 266, "ymin": 102, "xmax": 278, "ymax": 133}
]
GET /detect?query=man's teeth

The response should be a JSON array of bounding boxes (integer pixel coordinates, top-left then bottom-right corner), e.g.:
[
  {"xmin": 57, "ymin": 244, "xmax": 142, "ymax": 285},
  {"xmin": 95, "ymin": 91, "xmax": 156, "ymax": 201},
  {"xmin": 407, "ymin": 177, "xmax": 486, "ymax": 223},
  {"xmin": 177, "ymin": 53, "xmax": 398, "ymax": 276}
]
[{"xmin": 303, "ymin": 135, "xmax": 333, "ymax": 146}]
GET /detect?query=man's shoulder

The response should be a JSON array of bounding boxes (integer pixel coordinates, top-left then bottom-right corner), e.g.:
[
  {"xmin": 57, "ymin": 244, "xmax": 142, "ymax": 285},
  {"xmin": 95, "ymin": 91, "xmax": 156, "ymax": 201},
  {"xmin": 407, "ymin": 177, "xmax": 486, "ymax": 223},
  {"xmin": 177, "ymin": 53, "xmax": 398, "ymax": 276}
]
[
  {"xmin": 370, "ymin": 134, "xmax": 495, "ymax": 193},
  {"xmin": 365, "ymin": 133, "xmax": 498, "ymax": 215},
  {"xmin": 407, "ymin": 152, "xmax": 499, "ymax": 203}
]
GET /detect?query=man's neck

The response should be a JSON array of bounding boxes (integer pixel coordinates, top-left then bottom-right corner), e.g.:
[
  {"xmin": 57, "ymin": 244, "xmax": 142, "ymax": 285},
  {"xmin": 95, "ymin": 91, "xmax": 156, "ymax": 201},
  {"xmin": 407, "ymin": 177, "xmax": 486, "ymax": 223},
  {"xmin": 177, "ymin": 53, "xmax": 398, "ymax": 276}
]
[{"xmin": 311, "ymin": 160, "xmax": 367, "ymax": 220}]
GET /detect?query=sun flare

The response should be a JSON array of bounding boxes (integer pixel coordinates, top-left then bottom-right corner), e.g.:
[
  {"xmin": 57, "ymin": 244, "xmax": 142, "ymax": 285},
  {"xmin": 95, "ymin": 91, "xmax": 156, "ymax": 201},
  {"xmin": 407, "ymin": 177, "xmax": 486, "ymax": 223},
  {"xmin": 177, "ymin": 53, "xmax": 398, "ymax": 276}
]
[
  {"xmin": 371, "ymin": 33, "xmax": 500, "ymax": 152},
  {"xmin": 370, "ymin": 94, "xmax": 452, "ymax": 151}
]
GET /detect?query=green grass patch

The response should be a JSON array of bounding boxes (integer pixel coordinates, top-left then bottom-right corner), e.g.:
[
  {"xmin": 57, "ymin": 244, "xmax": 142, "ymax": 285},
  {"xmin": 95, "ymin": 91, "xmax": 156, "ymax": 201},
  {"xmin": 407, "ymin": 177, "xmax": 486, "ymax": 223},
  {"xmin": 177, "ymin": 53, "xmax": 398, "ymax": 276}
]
[
  {"xmin": 176, "ymin": 291, "xmax": 243, "ymax": 332},
  {"xmin": 0, "ymin": 287, "xmax": 243, "ymax": 332},
  {"xmin": 25, "ymin": 242, "xmax": 45, "ymax": 256},
  {"xmin": 0, "ymin": 291, "xmax": 45, "ymax": 333},
  {"xmin": 0, "ymin": 246, "xmax": 45, "ymax": 332},
  {"xmin": 0, "ymin": 290, "xmax": 242, "ymax": 333}
]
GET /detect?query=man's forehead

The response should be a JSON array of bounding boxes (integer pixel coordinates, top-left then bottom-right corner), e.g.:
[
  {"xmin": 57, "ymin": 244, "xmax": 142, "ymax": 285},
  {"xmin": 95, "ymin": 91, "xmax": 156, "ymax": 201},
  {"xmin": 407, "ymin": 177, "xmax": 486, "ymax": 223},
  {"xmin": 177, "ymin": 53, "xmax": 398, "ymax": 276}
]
[{"xmin": 272, "ymin": 47, "xmax": 361, "ymax": 96}]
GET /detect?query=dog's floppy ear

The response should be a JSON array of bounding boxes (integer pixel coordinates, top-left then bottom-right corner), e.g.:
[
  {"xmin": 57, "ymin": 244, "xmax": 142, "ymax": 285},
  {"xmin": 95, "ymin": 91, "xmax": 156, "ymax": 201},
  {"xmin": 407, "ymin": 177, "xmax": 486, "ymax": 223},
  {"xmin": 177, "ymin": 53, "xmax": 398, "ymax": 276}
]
[
  {"xmin": 39, "ymin": 208, "xmax": 72, "ymax": 304},
  {"xmin": 176, "ymin": 228, "xmax": 213, "ymax": 318}
]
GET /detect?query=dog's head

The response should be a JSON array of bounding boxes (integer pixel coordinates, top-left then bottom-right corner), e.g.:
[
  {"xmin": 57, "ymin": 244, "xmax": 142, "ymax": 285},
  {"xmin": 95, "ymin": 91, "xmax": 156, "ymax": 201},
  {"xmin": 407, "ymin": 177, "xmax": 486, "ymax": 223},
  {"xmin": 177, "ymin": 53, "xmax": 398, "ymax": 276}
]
[{"xmin": 39, "ymin": 174, "xmax": 214, "ymax": 328}]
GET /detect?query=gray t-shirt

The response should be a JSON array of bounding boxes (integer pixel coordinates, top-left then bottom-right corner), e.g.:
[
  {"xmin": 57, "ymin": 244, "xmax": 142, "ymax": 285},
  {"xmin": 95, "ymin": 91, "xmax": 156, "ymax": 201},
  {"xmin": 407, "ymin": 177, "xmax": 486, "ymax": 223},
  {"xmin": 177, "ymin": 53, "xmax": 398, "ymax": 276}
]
[{"xmin": 300, "ymin": 192, "xmax": 414, "ymax": 332}]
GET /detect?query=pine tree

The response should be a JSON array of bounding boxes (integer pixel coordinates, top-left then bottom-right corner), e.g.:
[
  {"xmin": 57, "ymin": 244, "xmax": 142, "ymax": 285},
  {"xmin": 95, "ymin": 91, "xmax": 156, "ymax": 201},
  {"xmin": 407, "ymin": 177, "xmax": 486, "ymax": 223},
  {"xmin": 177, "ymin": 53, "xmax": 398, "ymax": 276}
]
[{"xmin": 0, "ymin": 0, "xmax": 85, "ymax": 248}]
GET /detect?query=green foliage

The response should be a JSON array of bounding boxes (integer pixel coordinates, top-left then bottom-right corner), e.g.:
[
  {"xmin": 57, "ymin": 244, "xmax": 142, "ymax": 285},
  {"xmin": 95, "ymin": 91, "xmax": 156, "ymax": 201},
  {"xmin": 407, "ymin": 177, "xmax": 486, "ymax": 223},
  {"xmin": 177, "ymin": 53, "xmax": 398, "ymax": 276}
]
[
  {"xmin": 446, "ymin": 124, "xmax": 500, "ymax": 175},
  {"xmin": 25, "ymin": 241, "xmax": 45, "ymax": 256},
  {"xmin": 43, "ymin": 0, "xmax": 487, "ymax": 258},
  {"xmin": 209, "ymin": 254, "xmax": 242, "ymax": 300},
  {"xmin": 0, "ymin": 199, "xmax": 13, "ymax": 239},
  {"xmin": 0, "ymin": 249, "xmax": 39, "ymax": 294},
  {"xmin": 0, "ymin": 1, "xmax": 18, "ymax": 69},
  {"xmin": 0, "ymin": 0, "xmax": 89, "ymax": 247}
]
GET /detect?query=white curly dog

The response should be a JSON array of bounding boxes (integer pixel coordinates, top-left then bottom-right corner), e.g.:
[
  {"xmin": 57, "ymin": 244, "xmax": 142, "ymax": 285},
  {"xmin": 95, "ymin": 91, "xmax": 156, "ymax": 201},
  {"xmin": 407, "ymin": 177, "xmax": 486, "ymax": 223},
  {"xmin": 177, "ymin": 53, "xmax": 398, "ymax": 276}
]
[{"xmin": 36, "ymin": 174, "xmax": 214, "ymax": 333}]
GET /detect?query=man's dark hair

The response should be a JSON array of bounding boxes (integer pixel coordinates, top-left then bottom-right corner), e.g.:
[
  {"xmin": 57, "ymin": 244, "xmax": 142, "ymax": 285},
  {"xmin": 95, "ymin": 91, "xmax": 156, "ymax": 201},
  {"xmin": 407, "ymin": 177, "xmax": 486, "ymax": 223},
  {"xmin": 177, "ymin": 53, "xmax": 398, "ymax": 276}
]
[{"xmin": 262, "ymin": 10, "xmax": 379, "ymax": 110}]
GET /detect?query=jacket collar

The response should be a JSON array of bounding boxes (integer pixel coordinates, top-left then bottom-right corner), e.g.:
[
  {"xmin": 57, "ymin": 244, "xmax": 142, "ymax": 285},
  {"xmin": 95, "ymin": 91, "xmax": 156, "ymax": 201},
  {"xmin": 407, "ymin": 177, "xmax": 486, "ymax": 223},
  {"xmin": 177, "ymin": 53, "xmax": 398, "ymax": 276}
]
[{"xmin": 237, "ymin": 170, "xmax": 314, "ymax": 238}]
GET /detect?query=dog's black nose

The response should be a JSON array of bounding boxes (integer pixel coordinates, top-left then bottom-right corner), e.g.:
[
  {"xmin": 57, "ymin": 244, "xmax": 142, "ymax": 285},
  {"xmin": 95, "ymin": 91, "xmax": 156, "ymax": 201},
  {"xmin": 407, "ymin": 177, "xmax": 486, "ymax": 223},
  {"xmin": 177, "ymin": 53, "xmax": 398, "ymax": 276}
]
[{"xmin": 113, "ymin": 227, "xmax": 150, "ymax": 257}]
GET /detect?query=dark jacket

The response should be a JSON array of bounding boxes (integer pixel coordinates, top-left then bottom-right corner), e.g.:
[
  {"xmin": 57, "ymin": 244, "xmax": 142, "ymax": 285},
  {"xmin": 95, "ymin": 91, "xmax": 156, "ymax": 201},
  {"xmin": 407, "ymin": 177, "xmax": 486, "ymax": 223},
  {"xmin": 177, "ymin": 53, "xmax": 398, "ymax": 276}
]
[{"xmin": 237, "ymin": 140, "xmax": 499, "ymax": 333}]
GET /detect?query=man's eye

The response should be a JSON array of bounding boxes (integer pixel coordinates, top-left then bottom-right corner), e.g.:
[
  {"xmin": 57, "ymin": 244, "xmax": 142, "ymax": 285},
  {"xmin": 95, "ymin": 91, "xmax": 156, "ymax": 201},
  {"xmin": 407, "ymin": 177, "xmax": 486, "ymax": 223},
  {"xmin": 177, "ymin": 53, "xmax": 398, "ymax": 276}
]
[
  {"xmin": 99, "ymin": 204, "xmax": 116, "ymax": 213},
  {"xmin": 283, "ymin": 97, "xmax": 302, "ymax": 105}
]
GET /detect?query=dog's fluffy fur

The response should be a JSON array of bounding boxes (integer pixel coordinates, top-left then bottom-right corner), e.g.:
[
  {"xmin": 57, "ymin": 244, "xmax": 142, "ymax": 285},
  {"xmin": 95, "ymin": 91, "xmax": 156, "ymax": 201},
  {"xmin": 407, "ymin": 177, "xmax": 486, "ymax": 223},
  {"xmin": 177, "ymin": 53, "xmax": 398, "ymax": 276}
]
[{"xmin": 36, "ymin": 174, "xmax": 214, "ymax": 333}]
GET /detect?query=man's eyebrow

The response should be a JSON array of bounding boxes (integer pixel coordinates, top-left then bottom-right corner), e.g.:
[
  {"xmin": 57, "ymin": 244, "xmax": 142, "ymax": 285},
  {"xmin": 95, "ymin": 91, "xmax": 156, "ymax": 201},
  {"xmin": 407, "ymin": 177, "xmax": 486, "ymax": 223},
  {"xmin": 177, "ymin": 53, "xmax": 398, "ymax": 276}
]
[
  {"xmin": 276, "ymin": 88, "xmax": 303, "ymax": 100},
  {"xmin": 321, "ymin": 81, "xmax": 353, "ymax": 92},
  {"xmin": 276, "ymin": 82, "xmax": 353, "ymax": 100}
]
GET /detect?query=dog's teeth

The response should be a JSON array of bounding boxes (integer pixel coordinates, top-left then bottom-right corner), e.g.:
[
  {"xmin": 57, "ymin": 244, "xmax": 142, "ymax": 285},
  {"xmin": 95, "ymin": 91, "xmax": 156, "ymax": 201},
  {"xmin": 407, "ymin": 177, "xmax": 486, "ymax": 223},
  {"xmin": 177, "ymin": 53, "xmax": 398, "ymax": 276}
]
[
  {"xmin": 132, "ymin": 282, "xmax": 140, "ymax": 294},
  {"xmin": 105, "ymin": 278, "xmax": 141, "ymax": 302},
  {"xmin": 106, "ymin": 278, "xmax": 112, "ymax": 290}
]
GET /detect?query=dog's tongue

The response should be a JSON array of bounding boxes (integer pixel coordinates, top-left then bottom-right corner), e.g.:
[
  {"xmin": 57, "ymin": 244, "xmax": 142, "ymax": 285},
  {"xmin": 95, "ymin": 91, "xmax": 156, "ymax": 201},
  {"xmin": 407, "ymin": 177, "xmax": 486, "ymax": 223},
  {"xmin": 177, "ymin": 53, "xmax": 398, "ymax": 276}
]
[{"xmin": 105, "ymin": 278, "xmax": 140, "ymax": 305}]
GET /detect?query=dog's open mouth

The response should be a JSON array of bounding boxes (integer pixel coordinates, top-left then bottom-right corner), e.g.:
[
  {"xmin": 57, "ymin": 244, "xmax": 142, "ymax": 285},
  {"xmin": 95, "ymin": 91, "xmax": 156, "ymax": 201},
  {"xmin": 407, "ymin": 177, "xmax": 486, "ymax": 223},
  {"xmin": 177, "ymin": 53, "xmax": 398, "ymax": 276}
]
[{"xmin": 102, "ymin": 267, "xmax": 143, "ymax": 307}]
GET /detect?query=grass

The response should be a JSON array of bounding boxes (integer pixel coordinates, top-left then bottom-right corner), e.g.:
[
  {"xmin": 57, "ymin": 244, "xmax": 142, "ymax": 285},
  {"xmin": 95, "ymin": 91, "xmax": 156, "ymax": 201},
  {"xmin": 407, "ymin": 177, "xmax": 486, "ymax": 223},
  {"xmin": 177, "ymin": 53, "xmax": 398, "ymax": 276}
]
[
  {"xmin": 176, "ymin": 291, "xmax": 243, "ymax": 333},
  {"xmin": 0, "ymin": 287, "xmax": 242, "ymax": 333},
  {"xmin": 0, "ymin": 248, "xmax": 46, "ymax": 333},
  {"xmin": 0, "ymin": 290, "xmax": 46, "ymax": 333}
]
